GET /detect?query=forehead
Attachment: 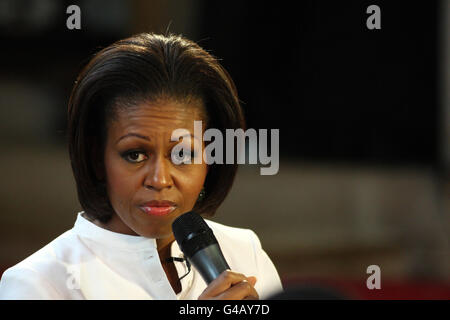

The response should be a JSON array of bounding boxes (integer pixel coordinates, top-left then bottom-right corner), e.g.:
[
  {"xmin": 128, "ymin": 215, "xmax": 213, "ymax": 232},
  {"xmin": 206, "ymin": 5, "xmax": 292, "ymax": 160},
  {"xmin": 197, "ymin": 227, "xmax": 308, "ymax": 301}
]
[{"xmin": 108, "ymin": 99, "xmax": 206, "ymax": 138}]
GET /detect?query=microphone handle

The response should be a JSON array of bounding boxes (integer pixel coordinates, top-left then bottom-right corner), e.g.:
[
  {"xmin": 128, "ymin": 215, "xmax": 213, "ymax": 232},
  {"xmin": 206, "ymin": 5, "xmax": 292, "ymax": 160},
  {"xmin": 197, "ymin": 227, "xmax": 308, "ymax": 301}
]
[{"xmin": 188, "ymin": 243, "xmax": 230, "ymax": 284}]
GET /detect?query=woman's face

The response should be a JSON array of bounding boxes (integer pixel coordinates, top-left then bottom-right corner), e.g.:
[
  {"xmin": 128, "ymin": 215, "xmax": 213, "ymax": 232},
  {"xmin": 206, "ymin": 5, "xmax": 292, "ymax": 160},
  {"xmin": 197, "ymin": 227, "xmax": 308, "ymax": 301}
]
[{"xmin": 101, "ymin": 99, "xmax": 208, "ymax": 245}]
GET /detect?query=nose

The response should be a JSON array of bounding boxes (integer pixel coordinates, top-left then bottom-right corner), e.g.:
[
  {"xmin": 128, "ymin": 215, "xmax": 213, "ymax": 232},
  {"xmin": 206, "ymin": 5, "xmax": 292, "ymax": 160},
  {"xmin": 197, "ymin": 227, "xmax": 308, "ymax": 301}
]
[{"xmin": 143, "ymin": 155, "xmax": 173, "ymax": 191}]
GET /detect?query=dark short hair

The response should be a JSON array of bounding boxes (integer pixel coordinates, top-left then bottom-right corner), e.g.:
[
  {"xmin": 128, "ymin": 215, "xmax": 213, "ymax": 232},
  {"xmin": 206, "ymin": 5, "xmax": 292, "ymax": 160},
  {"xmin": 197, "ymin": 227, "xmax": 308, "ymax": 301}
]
[{"xmin": 67, "ymin": 33, "xmax": 245, "ymax": 223}]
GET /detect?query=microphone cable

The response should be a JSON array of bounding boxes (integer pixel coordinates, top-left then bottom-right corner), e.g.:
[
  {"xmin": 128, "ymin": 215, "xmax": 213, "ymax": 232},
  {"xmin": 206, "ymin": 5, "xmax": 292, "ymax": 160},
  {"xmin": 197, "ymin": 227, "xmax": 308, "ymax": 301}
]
[{"xmin": 164, "ymin": 255, "xmax": 192, "ymax": 281}]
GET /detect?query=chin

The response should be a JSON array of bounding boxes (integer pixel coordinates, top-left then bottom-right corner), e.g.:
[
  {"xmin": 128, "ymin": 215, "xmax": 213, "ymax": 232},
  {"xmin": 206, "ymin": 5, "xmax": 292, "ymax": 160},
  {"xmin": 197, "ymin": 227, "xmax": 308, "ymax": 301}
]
[
  {"xmin": 131, "ymin": 209, "xmax": 182, "ymax": 238},
  {"xmin": 136, "ymin": 225, "xmax": 173, "ymax": 239}
]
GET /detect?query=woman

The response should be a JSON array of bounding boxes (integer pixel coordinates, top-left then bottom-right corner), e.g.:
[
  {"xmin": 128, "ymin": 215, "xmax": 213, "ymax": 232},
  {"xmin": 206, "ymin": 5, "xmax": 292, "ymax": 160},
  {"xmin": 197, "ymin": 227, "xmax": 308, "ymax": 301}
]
[{"xmin": 0, "ymin": 33, "xmax": 282, "ymax": 299}]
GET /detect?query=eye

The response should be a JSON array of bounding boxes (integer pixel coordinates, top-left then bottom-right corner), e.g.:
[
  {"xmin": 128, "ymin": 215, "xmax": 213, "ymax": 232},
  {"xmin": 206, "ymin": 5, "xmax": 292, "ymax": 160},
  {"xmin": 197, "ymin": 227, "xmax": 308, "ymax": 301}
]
[{"xmin": 122, "ymin": 150, "xmax": 147, "ymax": 163}]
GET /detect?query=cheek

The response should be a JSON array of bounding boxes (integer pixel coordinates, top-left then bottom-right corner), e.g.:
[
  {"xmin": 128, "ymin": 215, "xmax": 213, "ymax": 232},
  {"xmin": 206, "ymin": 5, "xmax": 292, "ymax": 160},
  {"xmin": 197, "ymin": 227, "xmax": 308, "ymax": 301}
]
[
  {"xmin": 104, "ymin": 154, "xmax": 137, "ymax": 206},
  {"xmin": 177, "ymin": 164, "xmax": 208, "ymax": 208}
]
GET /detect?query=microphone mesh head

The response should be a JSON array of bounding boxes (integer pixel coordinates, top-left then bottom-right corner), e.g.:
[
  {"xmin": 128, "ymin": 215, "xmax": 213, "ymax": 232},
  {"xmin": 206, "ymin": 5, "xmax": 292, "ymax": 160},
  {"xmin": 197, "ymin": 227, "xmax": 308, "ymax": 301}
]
[{"xmin": 172, "ymin": 211, "xmax": 210, "ymax": 242}]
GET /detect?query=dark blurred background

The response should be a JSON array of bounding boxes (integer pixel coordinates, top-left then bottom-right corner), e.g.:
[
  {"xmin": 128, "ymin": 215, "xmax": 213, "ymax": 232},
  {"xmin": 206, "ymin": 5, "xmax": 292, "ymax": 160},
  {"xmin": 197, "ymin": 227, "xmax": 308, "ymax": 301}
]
[{"xmin": 0, "ymin": 0, "xmax": 449, "ymax": 299}]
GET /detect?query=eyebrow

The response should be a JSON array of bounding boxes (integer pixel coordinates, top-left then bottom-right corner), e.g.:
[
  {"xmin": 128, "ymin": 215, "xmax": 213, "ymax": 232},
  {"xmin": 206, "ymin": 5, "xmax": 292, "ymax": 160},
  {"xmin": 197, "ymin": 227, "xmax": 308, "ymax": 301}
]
[
  {"xmin": 116, "ymin": 132, "xmax": 197, "ymax": 144},
  {"xmin": 116, "ymin": 133, "xmax": 150, "ymax": 144}
]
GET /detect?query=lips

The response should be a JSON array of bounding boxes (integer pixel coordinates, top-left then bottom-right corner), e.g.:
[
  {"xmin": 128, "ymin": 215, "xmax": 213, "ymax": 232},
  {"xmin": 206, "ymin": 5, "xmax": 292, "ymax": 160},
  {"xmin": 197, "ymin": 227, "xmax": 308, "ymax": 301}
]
[{"xmin": 139, "ymin": 200, "xmax": 177, "ymax": 216}]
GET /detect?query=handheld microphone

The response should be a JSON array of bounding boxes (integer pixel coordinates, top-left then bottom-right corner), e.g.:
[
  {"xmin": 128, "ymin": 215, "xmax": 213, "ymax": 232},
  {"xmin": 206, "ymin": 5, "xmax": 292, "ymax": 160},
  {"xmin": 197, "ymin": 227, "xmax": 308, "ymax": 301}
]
[{"xmin": 172, "ymin": 211, "xmax": 230, "ymax": 284}]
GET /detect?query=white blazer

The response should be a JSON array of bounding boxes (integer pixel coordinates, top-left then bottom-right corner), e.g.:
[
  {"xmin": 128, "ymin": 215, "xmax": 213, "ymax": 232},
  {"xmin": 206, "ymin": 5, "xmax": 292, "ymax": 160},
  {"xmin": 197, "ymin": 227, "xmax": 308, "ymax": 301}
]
[{"xmin": 0, "ymin": 212, "xmax": 283, "ymax": 299}]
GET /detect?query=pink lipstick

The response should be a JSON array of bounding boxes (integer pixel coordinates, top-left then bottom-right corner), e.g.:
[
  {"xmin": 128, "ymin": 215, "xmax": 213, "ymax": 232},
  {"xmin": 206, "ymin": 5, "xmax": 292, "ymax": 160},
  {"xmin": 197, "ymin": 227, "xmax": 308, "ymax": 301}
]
[{"xmin": 139, "ymin": 200, "xmax": 177, "ymax": 216}]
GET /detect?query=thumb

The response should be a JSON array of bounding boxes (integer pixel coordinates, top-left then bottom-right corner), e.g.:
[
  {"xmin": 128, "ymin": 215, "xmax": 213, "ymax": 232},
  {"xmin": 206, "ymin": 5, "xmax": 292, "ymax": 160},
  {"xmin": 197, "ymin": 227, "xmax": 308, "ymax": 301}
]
[{"xmin": 247, "ymin": 276, "xmax": 257, "ymax": 286}]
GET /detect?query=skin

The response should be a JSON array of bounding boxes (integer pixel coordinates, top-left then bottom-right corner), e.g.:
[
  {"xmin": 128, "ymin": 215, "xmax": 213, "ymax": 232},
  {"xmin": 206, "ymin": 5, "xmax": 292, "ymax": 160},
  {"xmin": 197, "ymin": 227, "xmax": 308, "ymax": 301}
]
[{"xmin": 92, "ymin": 98, "xmax": 258, "ymax": 299}]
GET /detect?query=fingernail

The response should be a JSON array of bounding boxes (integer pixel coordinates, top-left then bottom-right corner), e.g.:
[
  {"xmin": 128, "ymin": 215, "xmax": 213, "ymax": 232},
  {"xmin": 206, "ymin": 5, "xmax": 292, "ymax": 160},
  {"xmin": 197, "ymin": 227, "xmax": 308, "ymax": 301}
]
[{"xmin": 248, "ymin": 276, "xmax": 257, "ymax": 283}]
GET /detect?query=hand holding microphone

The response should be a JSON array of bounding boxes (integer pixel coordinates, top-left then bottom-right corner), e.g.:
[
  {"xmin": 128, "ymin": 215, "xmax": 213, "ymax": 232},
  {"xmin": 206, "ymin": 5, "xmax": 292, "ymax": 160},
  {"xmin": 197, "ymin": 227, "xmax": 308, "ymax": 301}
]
[
  {"xmin": 197, "ymin": 271, "xmax": 258, "ymax": 300},
  {"xmin": 172, "ymin": 211, "xmax": 259, "ymax": 300}
]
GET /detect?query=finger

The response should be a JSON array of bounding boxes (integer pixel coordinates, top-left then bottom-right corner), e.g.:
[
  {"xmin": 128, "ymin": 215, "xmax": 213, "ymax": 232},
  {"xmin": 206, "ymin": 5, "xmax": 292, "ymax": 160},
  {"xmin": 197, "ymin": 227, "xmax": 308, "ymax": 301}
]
[
  {"xmin": 198, "ymin": 270, "xmax": 249, "ymax": 299},
  {"xmin": 247, "ymin": 276, "xmax": 257, "ymax": 287},
  {"xmin": 215, "ymin": 279, "xmax": 259, "ymax": 300}
]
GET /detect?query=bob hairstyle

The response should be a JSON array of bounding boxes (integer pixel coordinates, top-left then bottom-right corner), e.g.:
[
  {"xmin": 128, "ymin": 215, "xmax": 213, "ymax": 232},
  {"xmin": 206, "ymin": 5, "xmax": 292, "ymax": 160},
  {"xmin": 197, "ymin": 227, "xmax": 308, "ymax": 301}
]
[{"xmin": 67, "ymin": 33, "xmax": 245, "ymax": 224}]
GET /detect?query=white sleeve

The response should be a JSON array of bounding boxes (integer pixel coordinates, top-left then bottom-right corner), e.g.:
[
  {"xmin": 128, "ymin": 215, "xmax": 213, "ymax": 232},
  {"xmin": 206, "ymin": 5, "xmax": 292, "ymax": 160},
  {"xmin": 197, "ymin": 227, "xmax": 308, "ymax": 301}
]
[
  {"xmin": 248, "ymin": 230, "xmax": 284, "ymax": 299},
  {"xmin": 0, "ymin": 267, "xmax": 63, "ymax": 300}
]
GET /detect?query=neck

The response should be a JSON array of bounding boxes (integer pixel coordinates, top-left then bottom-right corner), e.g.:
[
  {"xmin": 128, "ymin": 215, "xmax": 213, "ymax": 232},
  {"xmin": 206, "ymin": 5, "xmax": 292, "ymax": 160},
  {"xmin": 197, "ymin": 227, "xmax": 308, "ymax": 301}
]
[
  {"xmin": 157, "ymin": 235, "xmax": 175, "ymax": 260},
  {"xmin": 157, "ymin": 235, "xmax": 182, "ymax": 294}
]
